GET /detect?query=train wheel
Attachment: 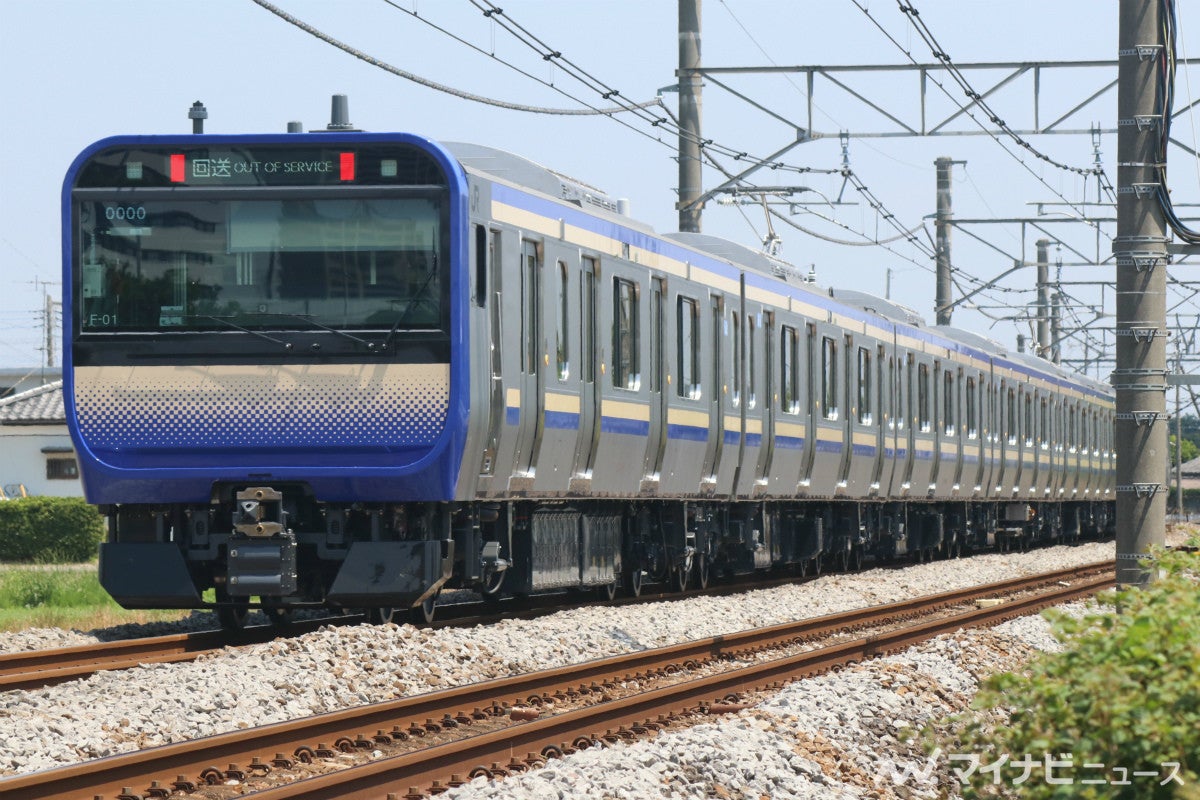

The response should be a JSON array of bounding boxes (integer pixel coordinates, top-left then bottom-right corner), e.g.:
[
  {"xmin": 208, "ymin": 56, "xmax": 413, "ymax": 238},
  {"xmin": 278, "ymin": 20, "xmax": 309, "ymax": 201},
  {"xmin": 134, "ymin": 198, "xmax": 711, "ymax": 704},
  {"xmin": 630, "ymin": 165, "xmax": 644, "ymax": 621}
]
[
  {"xmin": 261, "ymin": 597, "xmax": 292, "ymax": 626},
  {"xmin": 480, "ymin": 569, "xmax": 506, "ymax": 607},
  {"xmin": 811, "ymin": 553, "xmax": 823, "ymax": 576},
  {"xmin": 215, "ymin": 587, "xmax": 248, "ymax": 631},
  {"xmin": 674, "ymin": 563, "xmax": 690, "ymax": 593},
  {"xmin": 409, "ymin": 596, "xmax": 437, "ymax": 625},
  {"xmin": 364, "ymin": 607, "xmax": 396, "ymax": 625},
  {"xmin": 848, "ymin": 546, "xmax": 862, "ymax": 572},
  {"xmin": 624, "ymin": 567, "xmax": 644, "ymax": 598},
  {"xmin": 597, "ymin": 580, "xmax": 618, "ymax": 601},
  {"xmin": 217, "ymin": 605, "xmax": 248, "ymax": 631},
  {"xmin": 695, "ymin": 554, "xmax": 711, "ymax": 590}
]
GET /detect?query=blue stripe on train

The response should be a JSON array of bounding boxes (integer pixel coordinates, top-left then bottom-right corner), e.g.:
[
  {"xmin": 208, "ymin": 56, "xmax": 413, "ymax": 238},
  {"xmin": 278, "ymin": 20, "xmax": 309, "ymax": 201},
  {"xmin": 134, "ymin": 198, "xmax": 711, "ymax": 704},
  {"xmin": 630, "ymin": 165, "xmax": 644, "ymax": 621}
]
[
  {"xmin": 667, "ymin": 424, "xmax": 709, "ymax": 442},
  {"xmin": 600, "ymin": 416, "xmax": 651, "ymax": 436}
]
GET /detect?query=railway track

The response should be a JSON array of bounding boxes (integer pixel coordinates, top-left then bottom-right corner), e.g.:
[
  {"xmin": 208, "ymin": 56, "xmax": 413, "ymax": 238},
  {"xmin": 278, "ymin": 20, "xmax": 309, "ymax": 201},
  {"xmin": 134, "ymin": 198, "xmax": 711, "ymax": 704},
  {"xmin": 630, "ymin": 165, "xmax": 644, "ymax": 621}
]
[
  {"xmin": 0, "ymin": 557, "xmax": 946, "ymax": 692},
  {"xmin": 0, "ymin": 615, "xmax": 358, "ymax": 692},
  {"xmin": 0, "ymin": 561, "xmax": 1114, "ymax": 800}
]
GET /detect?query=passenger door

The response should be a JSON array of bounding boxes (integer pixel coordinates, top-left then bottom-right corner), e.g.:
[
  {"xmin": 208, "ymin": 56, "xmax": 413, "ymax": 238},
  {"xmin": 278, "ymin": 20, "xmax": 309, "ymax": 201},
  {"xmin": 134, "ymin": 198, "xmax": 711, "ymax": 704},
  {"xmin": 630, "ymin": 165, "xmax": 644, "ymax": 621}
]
[
  {"xmin": 700, "ymin": 294, "xmax": 725, "ymax": 490},
  {"xmin": 642, "ymin": 277, "xmax": 668, "ymax": 488},
  {"xmin": 572, "ymin": 256, "xmax": 601, "ymax": 486},
  {"xmin": 512, "ymin": 239, "xmax": 543, "ymax": 483}
]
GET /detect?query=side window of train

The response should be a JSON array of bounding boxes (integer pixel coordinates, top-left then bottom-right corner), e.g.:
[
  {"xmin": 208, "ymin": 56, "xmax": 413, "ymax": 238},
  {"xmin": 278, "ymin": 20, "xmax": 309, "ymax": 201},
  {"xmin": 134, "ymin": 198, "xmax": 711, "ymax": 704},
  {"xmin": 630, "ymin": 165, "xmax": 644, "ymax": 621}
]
[
  {"xmin": 821, "ymin": 336, "xmax": 838, "ymax": 420},
  {"xmin": 780, "ymin": 325, "xmax": 799, "ymax": 414},
  {"xmin": 677, "ymin": 295, "xmax": 700, "ymax": 399},
  {"xmin": 917, "ymin": 363, "xmax": 931, "ymax": 432},
  {"xmin": 613, "ymin": 277, "xmax": 639, "ymax": 390},
  {"xmin": 556, "ymin": 261, "xmax": 569, "ymax": 381},
  {"xmin": 856, "ymin": 346, "xmax": 872, "ymax": 424},
  {"xmin": 474, "ymin": 224, "xmax": 487, "ymax": 308}
]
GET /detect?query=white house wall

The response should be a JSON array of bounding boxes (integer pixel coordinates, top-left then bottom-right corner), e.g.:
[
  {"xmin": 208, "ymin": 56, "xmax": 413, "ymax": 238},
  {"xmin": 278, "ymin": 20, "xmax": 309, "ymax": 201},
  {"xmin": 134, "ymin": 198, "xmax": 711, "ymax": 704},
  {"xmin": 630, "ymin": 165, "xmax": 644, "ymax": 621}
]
[{"xmin": 0, "ymin": 426, "xmax": 82, "ymax": 498}]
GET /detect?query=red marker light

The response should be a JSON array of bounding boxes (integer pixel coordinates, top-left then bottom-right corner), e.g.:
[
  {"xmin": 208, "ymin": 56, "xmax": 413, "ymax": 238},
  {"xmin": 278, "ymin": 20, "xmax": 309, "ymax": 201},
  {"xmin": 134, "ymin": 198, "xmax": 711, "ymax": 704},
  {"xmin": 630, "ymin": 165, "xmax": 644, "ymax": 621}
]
[
  {"xmin": 339, "ymin": 152, "xmax": 356, "ymax": 181},
  {"xmin": 169, "ymin": 154, "xmax": 186, "ymax": 183}
]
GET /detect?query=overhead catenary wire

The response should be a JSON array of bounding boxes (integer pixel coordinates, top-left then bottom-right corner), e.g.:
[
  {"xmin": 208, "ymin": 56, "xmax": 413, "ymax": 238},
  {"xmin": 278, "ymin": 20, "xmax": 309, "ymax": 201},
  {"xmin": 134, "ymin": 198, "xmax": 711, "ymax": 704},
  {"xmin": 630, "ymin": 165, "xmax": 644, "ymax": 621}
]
[
  {"xmin": 254, "ymin": 0, "xmax": 848, "ymax": 184},
  {"xmin": 250, "ymin": 0, "xmax": 662, "ymax": 117},
  {"xmin": 458, "ymin": 1, "xmax": 850, "ymax": 180},
  {"xmin": 849, "ymin": 0, "xmax": 1116, "ymax": 233},
  {"xmin": 710, "ymin": 3, "xmax": 1070, "ymax": 321},
  {"xmin": 260, "ymin": 0, "xmax": 1041, "ymax": 322}
]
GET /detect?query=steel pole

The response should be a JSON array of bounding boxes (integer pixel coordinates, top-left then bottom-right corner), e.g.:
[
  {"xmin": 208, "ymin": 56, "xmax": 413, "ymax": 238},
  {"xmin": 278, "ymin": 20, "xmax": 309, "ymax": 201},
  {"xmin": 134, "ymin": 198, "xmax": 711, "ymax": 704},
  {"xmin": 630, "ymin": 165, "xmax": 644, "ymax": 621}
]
[
  {"xmin": 1036, "ymin": 238, "xmax": 1051, "ymax": 358},
  {"xmin": 678, "ymin": 0, "xmax": 703, "ymax": 233},
  {"xmin": 1115, "ymin": 0, "xmax": 1169, "ymax": 584},
  {"xmin": 935, "ymin": 157, "xmax": 954, "ymax": 325},
  {"xmin": 1050, "ymin": 291, "xmax": 1062, "ymax": 365}
]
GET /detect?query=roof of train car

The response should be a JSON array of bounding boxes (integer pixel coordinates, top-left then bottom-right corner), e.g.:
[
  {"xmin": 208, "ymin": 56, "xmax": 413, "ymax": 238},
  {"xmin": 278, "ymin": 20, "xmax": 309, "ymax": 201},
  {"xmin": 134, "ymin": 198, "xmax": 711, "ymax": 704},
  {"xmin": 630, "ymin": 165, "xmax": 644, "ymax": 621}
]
[
  {"xmin": 441, "ymin": 141, "xmax": 1112, "ymax": 401},
  {"xmin": 446, "ymin": 141, "xmax": 628, "ymax": 218}
]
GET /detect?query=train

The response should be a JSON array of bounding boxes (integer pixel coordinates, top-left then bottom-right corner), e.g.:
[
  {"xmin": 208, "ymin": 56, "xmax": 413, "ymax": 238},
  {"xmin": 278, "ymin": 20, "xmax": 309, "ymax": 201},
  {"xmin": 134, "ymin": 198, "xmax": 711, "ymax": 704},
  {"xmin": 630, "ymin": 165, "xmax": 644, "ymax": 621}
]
[{"xmin": 63, "ymin": 131, "xmax": 1115, "ymax": 629}]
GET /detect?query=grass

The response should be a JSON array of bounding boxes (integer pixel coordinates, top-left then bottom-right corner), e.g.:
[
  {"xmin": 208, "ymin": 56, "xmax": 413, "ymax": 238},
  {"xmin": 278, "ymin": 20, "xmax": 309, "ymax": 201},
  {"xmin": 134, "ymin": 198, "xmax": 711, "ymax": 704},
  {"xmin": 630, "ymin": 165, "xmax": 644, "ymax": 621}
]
[{"xmin": 0, "ymin": 564, "xmax": 192, "ymax": 633}]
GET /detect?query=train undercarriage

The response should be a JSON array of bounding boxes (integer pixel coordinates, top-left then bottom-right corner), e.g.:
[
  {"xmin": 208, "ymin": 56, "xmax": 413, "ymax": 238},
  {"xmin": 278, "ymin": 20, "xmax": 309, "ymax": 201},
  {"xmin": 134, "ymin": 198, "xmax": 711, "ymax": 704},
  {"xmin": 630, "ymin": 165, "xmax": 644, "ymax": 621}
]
[{"xmin": 97, "ymin": 485, "xmax": 1115, "ymax": 630}]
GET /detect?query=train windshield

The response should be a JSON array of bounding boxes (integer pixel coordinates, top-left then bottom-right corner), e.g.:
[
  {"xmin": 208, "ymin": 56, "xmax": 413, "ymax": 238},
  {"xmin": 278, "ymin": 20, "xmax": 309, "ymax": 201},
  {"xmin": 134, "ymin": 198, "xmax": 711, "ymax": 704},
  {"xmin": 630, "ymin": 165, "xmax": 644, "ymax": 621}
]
[{"xmin": 76, "ymin": 194, "xmax": 444, "ymax": 333}]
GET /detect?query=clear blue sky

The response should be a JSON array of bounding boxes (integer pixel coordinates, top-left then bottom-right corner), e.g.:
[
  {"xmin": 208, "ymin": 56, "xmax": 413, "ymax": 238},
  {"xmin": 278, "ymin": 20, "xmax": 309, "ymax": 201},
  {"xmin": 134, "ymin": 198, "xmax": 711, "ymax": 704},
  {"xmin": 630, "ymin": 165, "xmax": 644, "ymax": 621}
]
[{"xmin": 2, "ymin": 1, "xmax": 1188, "ymax": 373}]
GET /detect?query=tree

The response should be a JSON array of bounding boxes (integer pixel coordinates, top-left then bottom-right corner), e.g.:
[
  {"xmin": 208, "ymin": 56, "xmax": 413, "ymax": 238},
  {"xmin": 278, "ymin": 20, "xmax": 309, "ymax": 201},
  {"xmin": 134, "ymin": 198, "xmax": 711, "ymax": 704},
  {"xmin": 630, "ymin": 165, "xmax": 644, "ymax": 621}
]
[
  {"xmin": 1180, "ymin": 413, "xmax": 1200, "ymax": 450},
  {"xmin": 1170, "ymin": 434, "xmax": 1199, "ymax": 466}
]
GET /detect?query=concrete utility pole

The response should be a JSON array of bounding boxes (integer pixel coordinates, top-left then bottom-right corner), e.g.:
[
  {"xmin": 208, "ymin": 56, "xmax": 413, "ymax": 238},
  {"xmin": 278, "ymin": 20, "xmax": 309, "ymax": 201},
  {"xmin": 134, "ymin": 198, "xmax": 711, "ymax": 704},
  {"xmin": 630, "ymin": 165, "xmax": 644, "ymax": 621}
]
[
  {"xmin": 934, "ymin": 157, "xmax": 956, "ymax": 325},
  {"xmin": 1175, "ymin": 366, "xmax": 1184, "ymax": 516},
  {"xmin": 678, "ymin": 0, "xmax": 703, "ymax": 233},
  {"xmin": 44, "ymin": 293, "xmax": 55, "ymax": 369},
  {"xmin": 1036, "ymin": 238, "xmax": 1052, "ymax": 358},
  {"xmin": 1050, "ymin": 291, "xmax": 1063, "ymax": 365},
  {"xmin": 1115, "ymin": 0, "xmax": 1169, "ymax": 584}
]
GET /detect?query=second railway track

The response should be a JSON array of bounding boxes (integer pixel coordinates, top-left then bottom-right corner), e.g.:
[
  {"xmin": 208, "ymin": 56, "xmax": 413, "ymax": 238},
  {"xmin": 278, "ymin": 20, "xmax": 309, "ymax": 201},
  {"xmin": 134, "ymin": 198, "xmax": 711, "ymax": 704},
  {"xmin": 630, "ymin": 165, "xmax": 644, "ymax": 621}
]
[
  {"xmin": 0, "ymin": 554, "xmax": 993, "ymax": 692},
  {"xmin": 1, "ymin": 561, "xmax": 1114, "ymax": 800}
]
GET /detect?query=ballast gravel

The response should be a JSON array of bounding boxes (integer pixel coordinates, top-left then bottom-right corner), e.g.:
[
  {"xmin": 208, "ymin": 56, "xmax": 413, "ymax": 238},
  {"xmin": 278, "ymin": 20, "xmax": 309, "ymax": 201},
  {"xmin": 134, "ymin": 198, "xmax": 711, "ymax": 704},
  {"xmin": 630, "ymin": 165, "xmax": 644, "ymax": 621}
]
[{"xmin": 0, "ymin": 542, "xmax": 1110, "ymax": 780}]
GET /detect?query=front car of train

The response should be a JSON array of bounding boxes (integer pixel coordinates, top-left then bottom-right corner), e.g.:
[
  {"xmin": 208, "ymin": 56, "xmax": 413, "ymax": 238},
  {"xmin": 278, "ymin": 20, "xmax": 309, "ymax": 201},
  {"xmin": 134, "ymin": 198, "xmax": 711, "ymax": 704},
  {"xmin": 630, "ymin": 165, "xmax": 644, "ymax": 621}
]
[{"xmin": 62, "ymin": 134, "xmax": 470, "ymax": 624}]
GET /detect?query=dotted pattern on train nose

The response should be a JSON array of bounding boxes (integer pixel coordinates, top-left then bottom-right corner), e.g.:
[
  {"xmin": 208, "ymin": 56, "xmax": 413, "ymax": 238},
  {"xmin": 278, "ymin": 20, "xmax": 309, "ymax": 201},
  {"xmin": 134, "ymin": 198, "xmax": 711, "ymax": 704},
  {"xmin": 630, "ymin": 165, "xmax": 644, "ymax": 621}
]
[{"xmin": 73, "ymin": 368, "xmax": 449, "ymax": 449}]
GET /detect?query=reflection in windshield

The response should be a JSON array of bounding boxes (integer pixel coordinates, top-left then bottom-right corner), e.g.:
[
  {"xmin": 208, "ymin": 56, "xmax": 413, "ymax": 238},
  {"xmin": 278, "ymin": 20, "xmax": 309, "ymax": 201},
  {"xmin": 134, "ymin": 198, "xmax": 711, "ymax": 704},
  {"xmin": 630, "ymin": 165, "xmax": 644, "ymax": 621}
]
[{"xmin": 78, "ymin": 196, "xmax": 444, "ymax": 333}]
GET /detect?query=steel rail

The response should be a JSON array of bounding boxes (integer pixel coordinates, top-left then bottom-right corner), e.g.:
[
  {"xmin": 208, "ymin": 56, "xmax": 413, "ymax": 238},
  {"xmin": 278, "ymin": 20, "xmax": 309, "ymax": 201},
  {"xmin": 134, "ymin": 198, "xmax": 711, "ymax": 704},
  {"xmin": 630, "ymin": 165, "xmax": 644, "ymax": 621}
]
[
  {"xmin": 248, "ymin": 572, "xmax": 1115, "ymax": 800},
  {"xmin": 0, "ymin": 561, "xmax": 1113, "ymax": 800},
  {"xmin": 0, "ymin": 616, "xmax": 360, "ymax": 692},
  {"xmin": 0, "ymin": 556, "xmax": 927, "ymax": 691}
]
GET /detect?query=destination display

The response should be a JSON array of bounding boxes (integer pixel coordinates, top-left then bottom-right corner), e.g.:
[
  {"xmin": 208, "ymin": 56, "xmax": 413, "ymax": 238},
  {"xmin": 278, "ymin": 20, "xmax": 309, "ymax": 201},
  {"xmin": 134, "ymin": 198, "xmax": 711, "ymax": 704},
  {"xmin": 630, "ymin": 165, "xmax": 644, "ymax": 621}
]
[{"xmin": 74, "ymin": 143, "xmax": 447, "ymax": 189}]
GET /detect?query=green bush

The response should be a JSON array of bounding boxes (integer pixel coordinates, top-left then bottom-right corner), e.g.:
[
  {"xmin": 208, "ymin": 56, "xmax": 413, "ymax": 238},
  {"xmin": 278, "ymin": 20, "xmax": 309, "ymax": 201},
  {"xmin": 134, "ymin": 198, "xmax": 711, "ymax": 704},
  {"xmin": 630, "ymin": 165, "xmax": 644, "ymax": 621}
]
[
  {"xmin": 0, "ymin": 497, "xmax": 106, "ymax": 563},
  {"xmin": 937, "ymin": 543, "xmax": 1200, "ymax": 799}
]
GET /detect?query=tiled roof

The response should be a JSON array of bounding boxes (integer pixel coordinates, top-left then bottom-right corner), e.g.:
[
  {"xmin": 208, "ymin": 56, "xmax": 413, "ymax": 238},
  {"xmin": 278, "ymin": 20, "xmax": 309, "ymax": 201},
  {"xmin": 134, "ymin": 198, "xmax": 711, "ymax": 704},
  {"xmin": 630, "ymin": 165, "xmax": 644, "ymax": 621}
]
[
  {"xmin": 1182, "ymin": 455, "xmax": 1200, "ymax": 477},
  {"xmin": 0, "ymin": 380, "xmax": 65, "ymax": 424}
]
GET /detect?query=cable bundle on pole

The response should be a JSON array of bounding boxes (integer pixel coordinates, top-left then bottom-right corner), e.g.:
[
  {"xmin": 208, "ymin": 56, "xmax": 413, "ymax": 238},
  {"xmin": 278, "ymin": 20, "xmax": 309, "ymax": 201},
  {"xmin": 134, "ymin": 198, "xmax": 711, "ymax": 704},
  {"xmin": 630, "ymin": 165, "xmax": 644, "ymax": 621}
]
[{"xmin": 1158, "ymin": 0, "xmax": 1200, "ymax": 243}]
